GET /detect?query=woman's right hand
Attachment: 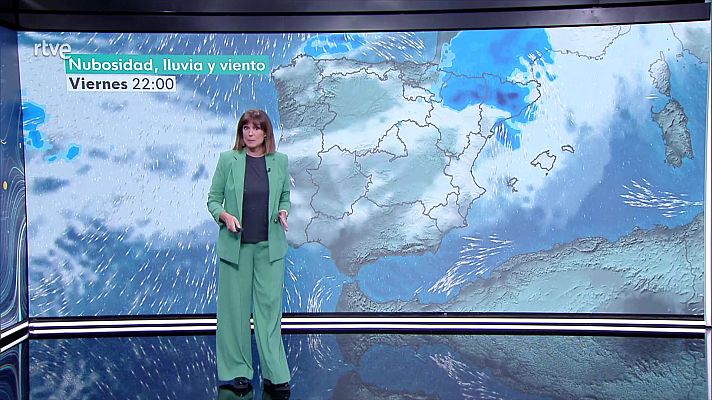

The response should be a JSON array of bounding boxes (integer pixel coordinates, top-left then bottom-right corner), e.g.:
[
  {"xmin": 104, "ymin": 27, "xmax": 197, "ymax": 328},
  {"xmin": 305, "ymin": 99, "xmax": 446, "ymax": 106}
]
[{"xmin": 219, "ymin": 211, "xmax": 242, "ymax": 233}]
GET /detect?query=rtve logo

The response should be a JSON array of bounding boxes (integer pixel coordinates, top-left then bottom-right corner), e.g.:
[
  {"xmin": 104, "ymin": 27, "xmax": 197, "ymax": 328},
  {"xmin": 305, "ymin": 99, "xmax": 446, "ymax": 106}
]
[{"xmin": 33, "ymin": 40, "xmax": 72, "ymax": 60}]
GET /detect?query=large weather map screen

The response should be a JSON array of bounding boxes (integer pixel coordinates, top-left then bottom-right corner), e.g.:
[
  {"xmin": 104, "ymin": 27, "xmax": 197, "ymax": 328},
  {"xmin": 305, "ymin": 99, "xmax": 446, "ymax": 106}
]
[{"xmin": 19, "ymin": 21, "xmax": 709, "ymax": 317}]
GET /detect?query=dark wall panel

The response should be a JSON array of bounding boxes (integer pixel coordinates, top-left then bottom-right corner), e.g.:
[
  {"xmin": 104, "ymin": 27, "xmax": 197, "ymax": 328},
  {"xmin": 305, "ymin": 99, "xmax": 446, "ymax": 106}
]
[{"xmin": 0, "ymin": 25, "xmax": 27, "ymax": 331}]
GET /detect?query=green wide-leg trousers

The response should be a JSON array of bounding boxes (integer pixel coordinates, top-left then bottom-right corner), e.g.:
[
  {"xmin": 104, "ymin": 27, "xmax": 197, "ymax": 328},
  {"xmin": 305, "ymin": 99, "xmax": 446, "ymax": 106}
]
[{"xmin": 216, "ymin": 241, "xmax": 290, "ymax": 383}]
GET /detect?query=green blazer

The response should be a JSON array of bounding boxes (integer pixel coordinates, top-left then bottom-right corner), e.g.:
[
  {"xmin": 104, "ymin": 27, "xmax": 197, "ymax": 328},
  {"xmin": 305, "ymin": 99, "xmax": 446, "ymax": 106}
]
[{"xmin": 207, "ymin": 150, "xmax": 291, "ymax": 264}]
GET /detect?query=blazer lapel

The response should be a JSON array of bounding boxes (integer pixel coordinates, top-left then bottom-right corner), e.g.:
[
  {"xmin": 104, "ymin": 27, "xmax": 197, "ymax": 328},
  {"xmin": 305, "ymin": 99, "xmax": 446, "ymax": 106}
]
[
  {"xmin": 231, "ymin": 150, "xmax": 246, "ymax": 220},
  {"xmin": 266, "ymin": 153, "xmax": 279, "ymax": 219}
]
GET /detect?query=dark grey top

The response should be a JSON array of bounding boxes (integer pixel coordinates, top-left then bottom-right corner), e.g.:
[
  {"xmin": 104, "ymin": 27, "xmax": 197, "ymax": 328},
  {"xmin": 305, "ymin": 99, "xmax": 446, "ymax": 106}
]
[{"xmin": 240, "ymin": 154, "xmax": 269, "ymax": 244}]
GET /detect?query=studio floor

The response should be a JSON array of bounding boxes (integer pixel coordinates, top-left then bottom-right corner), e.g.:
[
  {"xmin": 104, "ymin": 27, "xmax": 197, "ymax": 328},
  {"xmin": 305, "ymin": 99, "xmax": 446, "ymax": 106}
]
[{"xmin": 1, "ymin": 332, "xmax": 708, "ymax": 399}]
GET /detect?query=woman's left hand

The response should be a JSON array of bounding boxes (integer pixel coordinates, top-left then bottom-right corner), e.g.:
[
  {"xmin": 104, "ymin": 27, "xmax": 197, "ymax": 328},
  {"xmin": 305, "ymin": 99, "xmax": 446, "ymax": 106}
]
[{"xmin": 278, "ymin": 210, "xmax": 289, "ymax": 231}]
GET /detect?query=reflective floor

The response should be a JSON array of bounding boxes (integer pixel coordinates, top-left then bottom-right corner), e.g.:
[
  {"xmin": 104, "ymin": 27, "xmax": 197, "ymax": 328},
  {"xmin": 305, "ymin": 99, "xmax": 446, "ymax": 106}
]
[{"xmin": 1, "ymin": 332, "xmax": 708, "ymax": 399}]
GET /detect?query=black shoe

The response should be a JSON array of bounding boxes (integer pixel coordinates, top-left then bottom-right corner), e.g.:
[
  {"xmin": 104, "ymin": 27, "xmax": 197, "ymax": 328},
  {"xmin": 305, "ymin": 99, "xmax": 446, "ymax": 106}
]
[
  {"xmin": 263, "ymin": 378, "xmax": 290, "ymax": 394},
  {"xmin": 217, "ymin": 386, "xmax": 254, "ymax": 399},
  {"xmin": 219, "ymin": 377, "xmax": 252, "ymax": 392}
]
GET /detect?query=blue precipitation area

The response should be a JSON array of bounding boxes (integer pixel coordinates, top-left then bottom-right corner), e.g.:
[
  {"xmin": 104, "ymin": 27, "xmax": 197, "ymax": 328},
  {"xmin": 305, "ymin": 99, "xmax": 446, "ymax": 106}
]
[
  {"xmin": 304, "ymin": 33, "xmax": 367, "ymax": 57},
  {"xmin": 438, "ymin": 29, "xmax": 555, "ymax": 149},
  {"xmin": 352, "ymin": 38, "xmax": 708, "ymax": 306},
  {"xmin": 22, "ymin": 101, "xmax": 81, "ymax": 162},
  {"xmin": 302, "ymin": 32, "xmax": 440, "ymax": 63}
]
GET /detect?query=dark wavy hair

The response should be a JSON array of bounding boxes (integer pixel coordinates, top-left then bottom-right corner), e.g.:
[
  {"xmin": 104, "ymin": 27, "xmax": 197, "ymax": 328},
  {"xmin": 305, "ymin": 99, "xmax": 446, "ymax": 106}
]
[{"xmin": 234, "ymin": 108, "xmax": 276, "ymax": 154}]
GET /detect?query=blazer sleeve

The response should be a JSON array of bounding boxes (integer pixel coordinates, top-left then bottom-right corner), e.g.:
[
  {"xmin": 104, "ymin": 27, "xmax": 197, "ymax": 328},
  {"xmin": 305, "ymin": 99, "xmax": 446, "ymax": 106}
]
[
  {"xmin": 207, "ymin": 153, "xmax": 227, "ymax": 225},
  {"xmin": 278, "ymin": 153, "xmax": 291, "ymax": 214}
]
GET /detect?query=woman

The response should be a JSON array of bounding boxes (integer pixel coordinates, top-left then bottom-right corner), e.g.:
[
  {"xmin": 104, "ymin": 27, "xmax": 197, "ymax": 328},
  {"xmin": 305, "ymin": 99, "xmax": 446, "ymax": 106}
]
[{"xmin": 207, "ymin": 109, "xmax": 291, "ymax": 395}]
